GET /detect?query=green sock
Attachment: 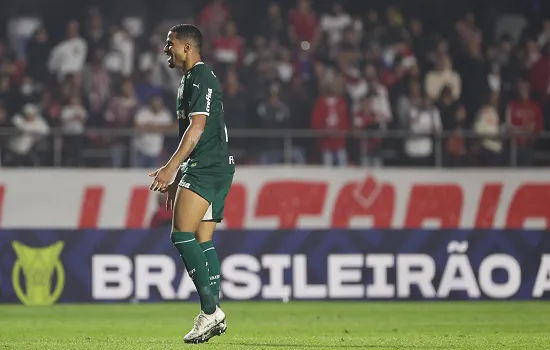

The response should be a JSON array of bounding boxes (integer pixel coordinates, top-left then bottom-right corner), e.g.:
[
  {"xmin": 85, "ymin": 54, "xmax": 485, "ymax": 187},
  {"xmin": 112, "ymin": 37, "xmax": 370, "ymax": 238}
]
[
  {"xmin": 171, "ymin": 232, "xmax": 216, "ymax": 314},
  {"xmin": 200, "ymin": 241, "xmax": 221, "ymax": 306}
]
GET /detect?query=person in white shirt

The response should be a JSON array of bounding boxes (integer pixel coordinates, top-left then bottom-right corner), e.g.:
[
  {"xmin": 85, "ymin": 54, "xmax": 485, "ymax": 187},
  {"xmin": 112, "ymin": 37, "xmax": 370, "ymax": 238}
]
[
  {"xmin": 7, "ymin": 104, "xmax": 49, "ymax": 166},
  {"xmin": 425, "ymin": 55, "xmax": 461, "ymax": 101},
  {"xmin": 474, "ymin": 93, "xmax": 503, "ymax": 166},
  {"xmin": 60, "ymin": 96, "xmax": 88, "ymax": 166},
  {"xmin": 405, "ymin": 96, "xmax": 442, "ymax": 166},
  {"xmin": 133, "ymin": 95, "xmax": 175, "ymax": 168},
  {"xmin": 48, "ymin": 20, "xmax": 87, "ymax": 81},
  {"xmin": 321, "ymin": 2, "xmax": 352, "ymax": 47}
]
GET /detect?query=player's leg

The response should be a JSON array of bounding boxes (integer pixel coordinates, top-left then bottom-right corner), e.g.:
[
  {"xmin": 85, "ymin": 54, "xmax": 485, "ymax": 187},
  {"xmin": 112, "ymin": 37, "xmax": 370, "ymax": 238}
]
[
  {"xmin": 196, "ymin": 220, "xmax": 227, "ymax": 337},
  {"xmin": 196, "ymin": 221, "xmax": 221, "ymax": 307},
  {"xmin": 173, "ymin": 174, "xmax": 226, "ymax": 343},
  {"xmin": 172, "ymin": 187, "xmax": 218, "ymax": 315},
  {"xmin": 196, "ymin": 172, "xmax": 233, "ymax": 339}
]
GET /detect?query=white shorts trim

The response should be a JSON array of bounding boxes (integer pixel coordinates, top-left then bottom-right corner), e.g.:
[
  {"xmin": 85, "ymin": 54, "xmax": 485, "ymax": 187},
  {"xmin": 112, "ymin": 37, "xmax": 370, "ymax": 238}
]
[{"xmin": 202, "ymin": 203, "xmax": 213, "ymax": 221}]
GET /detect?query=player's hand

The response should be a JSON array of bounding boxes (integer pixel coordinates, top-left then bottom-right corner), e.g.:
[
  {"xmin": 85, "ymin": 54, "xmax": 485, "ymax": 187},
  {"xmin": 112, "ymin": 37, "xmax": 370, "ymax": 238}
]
[
  {"xmin": 149, "ymin": 165, "xmax": 176, "ymax": 192},
  {"xmin": 163, "ymin": 182, "xmax": 178, "ymax": 211}
]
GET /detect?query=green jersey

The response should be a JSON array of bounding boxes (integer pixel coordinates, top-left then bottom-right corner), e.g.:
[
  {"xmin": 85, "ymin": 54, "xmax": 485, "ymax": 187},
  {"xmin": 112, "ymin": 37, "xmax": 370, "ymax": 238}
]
[{"xmin": 176, "ymin": 62, "xmax": 234, "ymax": 174}]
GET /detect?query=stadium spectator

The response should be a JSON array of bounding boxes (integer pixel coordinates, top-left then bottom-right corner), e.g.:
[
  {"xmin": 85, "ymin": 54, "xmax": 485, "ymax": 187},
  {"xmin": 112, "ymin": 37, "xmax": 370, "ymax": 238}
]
[
  {"xmin": 288, "ymin": 0, "xmax": 320, "ymax": 50},
  {"xmin": 284, "ymin": 74, "xmax": 314, "ymax": 130},
  {"xmin": 320, "ymin": 2, "xmax": 352, "ymax": 48},
  {"xmin": 506, "ymin": 81, "xmax": 544, "ymax": 166},
  {"xmin": 354, "ymin": 94, "xmax": 384, "ymax": 167},
  {"xmin": 409, "ymin": 18, "xmax": 430, "ymax": 70},
  {"xmin": 134, "ymin": 70, "xmax": 164, "ymax": 104},
  {"xmin": 5, "ymin": 104, "xmax": 49, "ymax": 166},
  {"xmin": 6, "ymin": 16, "xmax": 42, "ymax": 60},
  {"xmin": 223, "ymin": 69, "xmax": 249, "ymax": 159},
  {"xmin": 104, "ymin": 79, "xmax": 139, "ymax": 167},
  {"xmin": 11, "ymin": 75, "xmax": 41, "ymax": 116},
  {"xmin": 293, "ymin": 45, "xmax": 316, "ymax": 83},
  {"xmin": 84, "ymin": 8, "xmax": 109, "ymax": 62},
  {"xmin": 311, "ymin": 80, "xmax": 349, "ymax": 166},
  {"xmin": 60, "ymin": 96, "xmax": 88, "ymax": 166},
  {"xmin": 455, "ymin": 12, "xmax": 482, "ymax": 53},
  {"xmin": 275, "ymin": 48, "xmax": 294, "ymax": 84},
  {"xmin": 133, "ymin": 95, "xmax": 174, "ymax": 168},
  {"xmin": 25, "ymin": 26, "xmax": 50, "ymax": 84},
  {"xmin": 457, "ymin": 41, "xmax": 490, "ymax": 121},
  {"xmin": 83, "ymin": 48, "xmax": 111, "ymax": 123},
  {"xmin": 107, "ymin": 25, "xmax": 135, "ymax": 78},
  {"xmin": 264, "ymin": 2, "xmax": 286, "ymax": 45},
  {"xmin": 537, "ymin": 19, "xmax": 550, "ymax": 49},
  {"xmin": 474, "ymin": 93, "xmax": 503, "ymax": 166},
  {"xmin": 529, "ymin": 43, "xmax": 550, "ymax": 108},
  {"xmin": 197, "ymin": 0, "xmax": 230, "ymax": 43},
  {"xmin": 256, "ymin": 82, "xmax": 305, "ymax": 164},
  {"xmin": 362, "ymin": 64, "xmax": 392, "ymax": 124},
  {"xmin": 243, "ymin": 35, "xmax": 270, "ymax": 67},
  {"xmin": 524, "ymin": 39, "xmax": 541, "ymax": 70},
  {"xmin": 425, "ymin": 55, "xmax": 461, "ymax": 102},
  {"xmin": 362, "ymin": 9, "xmax": 385, "ymax": 50},
  {"xmin": 212, "ymin": 21, "xmax": 245, "ymax": 71},
  {"xmin": 48, "ymin": 20, "xmax": 87, "ymax": 81},
  {"xmin": 397, "ymin": 79, "xmax": 423, "ymax": 129},
  {"xmin": 445, "ymin": 105, "xmax": 468, "ymax": 167},
  {"xmin": 404, "ymin": 96, "xmax": 442, "ymax": 166}
]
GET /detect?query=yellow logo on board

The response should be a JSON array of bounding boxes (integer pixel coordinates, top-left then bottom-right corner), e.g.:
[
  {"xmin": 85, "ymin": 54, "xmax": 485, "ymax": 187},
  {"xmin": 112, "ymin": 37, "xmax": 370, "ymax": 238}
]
[{"xmin": 12, "ymin": 241, "xmax": 65, "ymax": 305}]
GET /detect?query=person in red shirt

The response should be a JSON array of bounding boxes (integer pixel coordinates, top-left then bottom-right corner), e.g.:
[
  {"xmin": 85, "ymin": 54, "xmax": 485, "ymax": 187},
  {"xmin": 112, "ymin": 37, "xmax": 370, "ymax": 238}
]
[
  {"xmin": 197, "ymin": 0, "xmax": 230, "ymax": 42},
  {"xmin": 212, "ymin": 21, "xmax": 245, "ymax": 69},
  {"xmin": 506, "ymin": 80, "xmax": 544, "ymax": 166},
  {"xmin": 288, "ymin": 0, "xmax": 320, "ymax": 49},
  {"xmin": 311, "ymin": 80, "xmax": 350, "ymax": 166}
]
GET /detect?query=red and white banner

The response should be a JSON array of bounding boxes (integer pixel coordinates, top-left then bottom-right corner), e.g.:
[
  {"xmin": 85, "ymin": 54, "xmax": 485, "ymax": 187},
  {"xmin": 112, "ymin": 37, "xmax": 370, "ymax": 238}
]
[{"xmin": 0, "ymin": 167, "xmax": 549, "ymax": 229}]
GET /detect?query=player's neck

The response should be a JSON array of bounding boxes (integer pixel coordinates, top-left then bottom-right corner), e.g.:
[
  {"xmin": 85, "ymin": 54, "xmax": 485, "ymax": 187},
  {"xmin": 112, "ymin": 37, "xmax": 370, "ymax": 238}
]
[{"xmin": 183, "ymin": 55, "xmax": 203, "ymax": 72}]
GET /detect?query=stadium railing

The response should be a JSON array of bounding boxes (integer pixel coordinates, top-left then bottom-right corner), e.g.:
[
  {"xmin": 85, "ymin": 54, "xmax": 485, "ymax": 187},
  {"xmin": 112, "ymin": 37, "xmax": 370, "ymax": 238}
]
[{"xmin": 0, "ymin": 127, "xmax": 549, "ymax": 167}]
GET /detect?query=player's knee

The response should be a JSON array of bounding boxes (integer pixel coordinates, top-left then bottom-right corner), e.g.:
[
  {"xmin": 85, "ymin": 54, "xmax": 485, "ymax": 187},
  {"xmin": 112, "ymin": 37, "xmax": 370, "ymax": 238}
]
[{"xmin": 172, "ymin": 219, "xmax": 190, "ymax": 234}]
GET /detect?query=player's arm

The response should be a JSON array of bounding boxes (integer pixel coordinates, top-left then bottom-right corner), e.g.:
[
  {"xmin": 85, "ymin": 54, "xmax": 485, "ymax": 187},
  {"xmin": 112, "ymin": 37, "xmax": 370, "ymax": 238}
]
[
  {"xmin": 165, "ymin": 114, "xmax": 206, "ymax": 172},
  {"xmin": 165, "ymin": 75, "xmax": 211, "ymax": 171},
  {"xmin": 150, "ymin": 75, "xmax": 210, "ymax": 191}
]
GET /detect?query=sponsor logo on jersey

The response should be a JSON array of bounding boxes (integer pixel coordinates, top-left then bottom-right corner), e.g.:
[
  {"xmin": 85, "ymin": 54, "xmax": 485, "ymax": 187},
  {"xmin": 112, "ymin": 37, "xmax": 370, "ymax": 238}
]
[
  {"xmin": 12, "ymin": 241, "xmax": 65, "ymax": 305},
  {"xmin": 206, "ymin": 88, "xmax": 212, "ymax": 113}
]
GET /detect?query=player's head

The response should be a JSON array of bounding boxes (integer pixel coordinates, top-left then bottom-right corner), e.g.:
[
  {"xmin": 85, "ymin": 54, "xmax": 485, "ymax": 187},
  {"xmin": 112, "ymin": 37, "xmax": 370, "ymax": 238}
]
[{"xmin": 164, "ymin": 24, "xmax": 203, "ymax": 69}]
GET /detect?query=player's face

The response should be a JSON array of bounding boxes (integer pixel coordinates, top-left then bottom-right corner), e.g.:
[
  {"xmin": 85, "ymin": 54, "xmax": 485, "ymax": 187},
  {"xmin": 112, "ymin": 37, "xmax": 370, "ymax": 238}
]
[{"xmin": 164, "ymin": 31, "xmax": 190, "ymax": 69}]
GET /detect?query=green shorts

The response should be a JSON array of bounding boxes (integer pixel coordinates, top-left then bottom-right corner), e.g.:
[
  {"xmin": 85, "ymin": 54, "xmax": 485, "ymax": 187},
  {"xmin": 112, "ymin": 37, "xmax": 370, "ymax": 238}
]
[{"xmin": 178, "ymin": 172, "xmax": 234, "ymax": 222}]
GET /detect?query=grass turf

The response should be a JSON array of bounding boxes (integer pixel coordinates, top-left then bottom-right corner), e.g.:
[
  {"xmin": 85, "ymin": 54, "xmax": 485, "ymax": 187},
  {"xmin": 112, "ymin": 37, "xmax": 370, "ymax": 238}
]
[{"xmin": 0, "ymin": 301, "xmax": 549, "ymax": 349}]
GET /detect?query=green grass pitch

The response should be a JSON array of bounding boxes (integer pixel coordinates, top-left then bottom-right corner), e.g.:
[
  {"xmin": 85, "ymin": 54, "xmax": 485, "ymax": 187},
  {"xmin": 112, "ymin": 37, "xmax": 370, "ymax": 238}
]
[{"xmin": 1, "ymin": 301, "xmax": 549, "ymax": 349}]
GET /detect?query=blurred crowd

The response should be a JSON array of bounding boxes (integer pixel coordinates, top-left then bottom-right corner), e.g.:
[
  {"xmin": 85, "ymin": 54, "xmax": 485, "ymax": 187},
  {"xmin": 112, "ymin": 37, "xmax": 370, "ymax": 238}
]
[{"xmin": 0, "ymin": 0, "xmax": 550, "ymax": 167}]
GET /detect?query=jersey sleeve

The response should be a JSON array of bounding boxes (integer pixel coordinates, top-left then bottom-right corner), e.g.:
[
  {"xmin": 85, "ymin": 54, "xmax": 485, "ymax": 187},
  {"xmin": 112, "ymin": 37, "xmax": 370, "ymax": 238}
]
[{"xmin": 188, "ymin": 72, "xmax": 214, "ymax": 117}]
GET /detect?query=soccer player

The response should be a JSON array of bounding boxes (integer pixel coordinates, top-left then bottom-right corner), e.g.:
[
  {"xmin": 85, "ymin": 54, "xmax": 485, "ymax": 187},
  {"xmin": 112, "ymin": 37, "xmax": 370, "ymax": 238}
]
[{"xmin": 148, "ymin": 24, "xmax": 235, "ymax": 344}]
